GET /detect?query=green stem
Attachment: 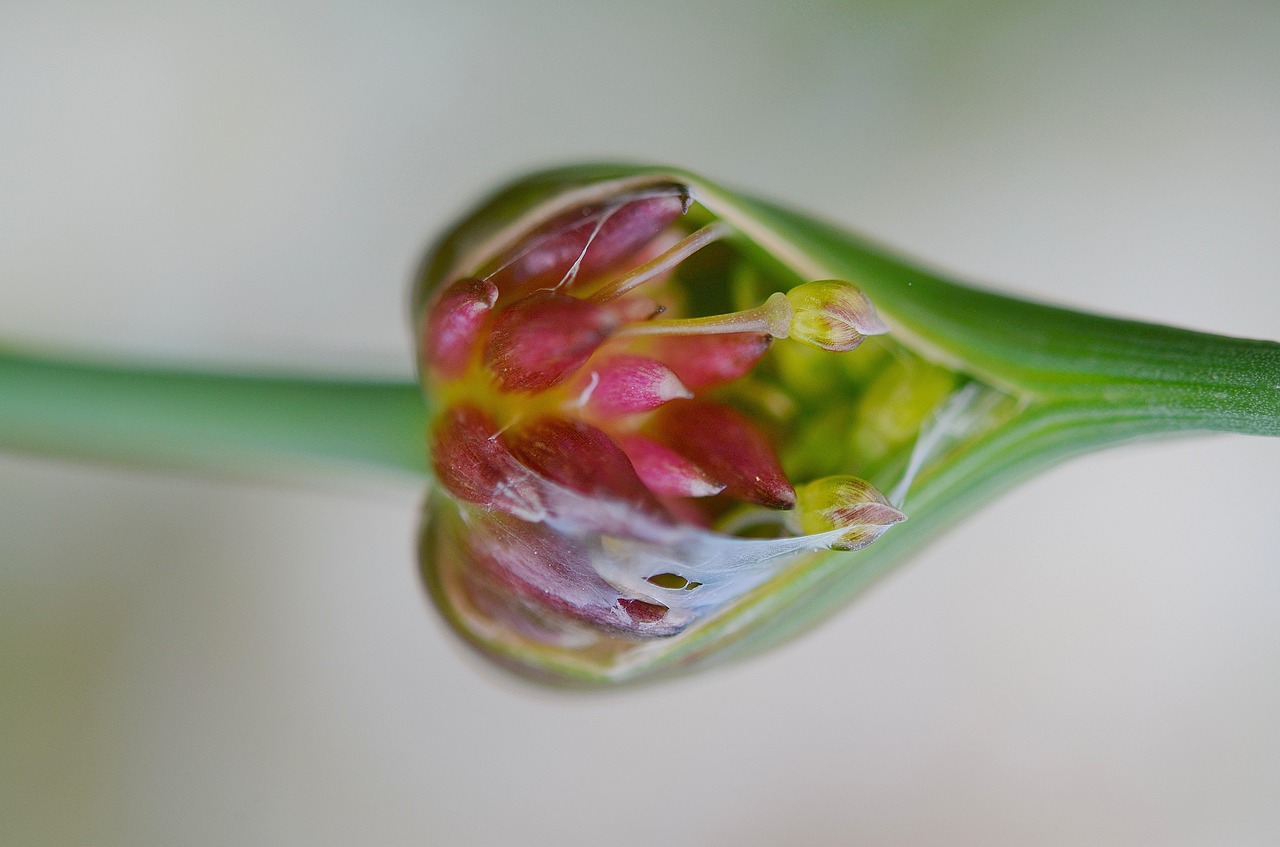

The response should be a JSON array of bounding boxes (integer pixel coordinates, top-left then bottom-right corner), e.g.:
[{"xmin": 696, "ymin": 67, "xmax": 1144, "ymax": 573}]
[{"xmin": 0, "ymin": 348, "xmax": 431, "ymax": 479}]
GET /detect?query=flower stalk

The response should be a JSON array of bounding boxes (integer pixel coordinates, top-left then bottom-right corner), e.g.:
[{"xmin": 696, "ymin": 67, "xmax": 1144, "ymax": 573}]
[
  {"xmin": 1, "ymin": 162, "xmax": 1277, "ymax": 690},
  {"xmin": 0, "ymin": 348, "xmax": 429, "ymax": 477}
]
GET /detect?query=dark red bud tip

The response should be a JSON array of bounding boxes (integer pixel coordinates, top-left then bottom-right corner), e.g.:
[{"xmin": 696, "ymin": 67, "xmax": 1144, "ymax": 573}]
[
  {"xmin": 431, "ymin": 405, "xmax": 545, "ymax": 521},
  {"xmin": 503, "ymin": 416, "xmax": 667, "ymax": 520},
  {"xmin": 618, "ymin": 598, "xmax": 669, "ymax": 624},
  {"xmin": 652, "ymin": 400, "xmax": 796, "ymax": 510},
  {"xmin": 483, "ymin": 292, "xmax": 622, "ymax": 392},
  {"xmin": 489, "ymin": 190, "xmax": 687, "ymax": 293},
  {"xmin": 581, "ymin": 194, "xmax": 688, "ymax": 277},
  {"xmin": 579, "ymin": 355, "xmax": 692, "ymax": 416},
  {"xmin": 421, "ymin": 277, "xmax": 499, "ymax": 377},
  {"xmin": 653, "ymin": 333, "xmax": 772, "ymax": 390}
]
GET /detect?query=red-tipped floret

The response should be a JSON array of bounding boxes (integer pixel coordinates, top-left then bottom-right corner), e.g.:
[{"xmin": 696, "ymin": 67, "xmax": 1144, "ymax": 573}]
[
  {"xmin": 484, "ymin": 292, "xmax": 655, "ymax": 392},
  {"xmin": 649, "ymin": 400, "xmax": 797, "ymax": 510},
  {"xmin": 421, "ymin": 277, "xmax": 499, "ymax": 377}
]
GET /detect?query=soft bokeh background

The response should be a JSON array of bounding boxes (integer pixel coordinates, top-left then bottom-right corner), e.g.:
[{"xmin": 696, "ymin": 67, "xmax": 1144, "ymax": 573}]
[{"xmin": 3, "ymin": 1, "xmax": 1279, "ymax": 844}]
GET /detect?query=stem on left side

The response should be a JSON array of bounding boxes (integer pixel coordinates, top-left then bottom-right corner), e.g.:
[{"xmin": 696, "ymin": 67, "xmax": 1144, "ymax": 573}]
[{"xmin": 0, "ymin": 348, "xmax": 431, "ymax": 479}]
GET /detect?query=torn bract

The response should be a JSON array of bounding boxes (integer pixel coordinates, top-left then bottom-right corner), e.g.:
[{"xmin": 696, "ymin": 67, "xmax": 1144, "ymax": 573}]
[{"xmin": 415, "ymin": 176, "xmax": 933, "ymax": 682}]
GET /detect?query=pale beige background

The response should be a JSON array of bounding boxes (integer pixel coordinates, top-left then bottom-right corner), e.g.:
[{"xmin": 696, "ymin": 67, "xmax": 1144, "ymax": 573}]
[{"xmin": 3, "ymin": 2, "xmax": 1279, "ymax": 845}]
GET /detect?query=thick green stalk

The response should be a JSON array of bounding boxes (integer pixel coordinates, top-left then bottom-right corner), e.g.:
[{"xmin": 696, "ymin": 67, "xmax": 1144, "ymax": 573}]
[{"xmin": 0, "ymin": 348, "xmax": 431, "ymax": 479}]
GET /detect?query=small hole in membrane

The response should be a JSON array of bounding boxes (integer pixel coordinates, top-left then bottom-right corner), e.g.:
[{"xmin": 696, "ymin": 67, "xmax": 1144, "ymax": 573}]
[{"xmin": 645, "ymin": 573, "xmax": 703, "ymax": 591}]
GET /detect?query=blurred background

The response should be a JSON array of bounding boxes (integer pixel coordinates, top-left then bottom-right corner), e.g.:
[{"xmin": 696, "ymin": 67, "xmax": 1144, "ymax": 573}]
[{"xmin": 3, "ymin": 1, "xmax": 1279, "ymax": 844}]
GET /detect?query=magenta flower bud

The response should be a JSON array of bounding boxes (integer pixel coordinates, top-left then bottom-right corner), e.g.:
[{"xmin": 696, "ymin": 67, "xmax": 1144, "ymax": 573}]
[
  {"xmin": 650, "ymin": 332, "xmax": 772, "ymax": 390},
  {"xmin": 483, "ymin": 292, "xmax": 656, "ymax": 392},
  {"xmin": 487, "ymin": 190, "xmax": 688, "ymax": 294},
  {"xmin": 429, "ymin": 405, "xmax": 545, "ymax": 522},
  {"xmin": 615, "ymin": 433, "xmax": 726, "ymax": 498},
  {"xmin": 503, "ymin": 416, "xmax": 668, "ymax": 523},
  {"xmin": 420, "ymin": 277, "xmax": 499, "ymax": 377},
  {"xmin": 647, "ymin": 400, "xmax": 796, "ymax": 510},
  {"xmin": 577, "ymin": 354, "xmax": 692, "ymax": 416},
  {"xmin": 415, "ymin": 170, "xmax": 908, "ymax": 685}
]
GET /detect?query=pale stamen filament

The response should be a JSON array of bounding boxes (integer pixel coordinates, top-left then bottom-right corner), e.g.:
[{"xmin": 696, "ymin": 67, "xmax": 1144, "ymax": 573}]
[
  {"xmin": 554, "ymin": 203, "xmax": 623, "ymax": 290},
  {"xmin": 482, "ymin": 209, "xmax": 609, "ymax": 281},
  {"xmin": 615, "ymin": 292, "xmax": 793, "ymax": 340},
  {"xmin": 573, "ymin": 371, "xmax": 601, "ymax": 408},
  {"xmin": 590, "ymin": 222, "xmax": 731, "ymax": 302},
  {"xmin": 481, "ymin": 187, "xmax": 689, "ymax": 285}
]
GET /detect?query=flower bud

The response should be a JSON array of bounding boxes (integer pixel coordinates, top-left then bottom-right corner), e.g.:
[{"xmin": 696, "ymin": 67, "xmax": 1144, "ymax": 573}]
[
  {"xmin": 615, "ymin": 433, "xmax": 725, "ymax": 498},
  {"xmin": 786, "ymin": 280, "xmax": 887, "ymax": 352},
  {"xmin": 503, "ymin": 416, "xmax": 668, "ymax": 524},
  {"xmin": 430, "ymin": 405, "xmax": 545, "ymax": 522},
  {"xmin": 793, "ymin": 475, "xmax": 906, "ymax": 551},
  {"xmin": 487, "ymin": 190, "xmax": 688, "ymax": 294},
  {"xmin": 652, "ymin": 333, "xmax": 772, "ymax": 389},
  {"xmin": 420, "ymin": 277, "xmax": 498, "ymax": 377},
  {"xmin": 576, "ymin": 354, "xmax": 692, "ymax": 416},
  {"xmin": 484, "ymin": 292, "xmax": 656, "ymax": 392},
  {"xmin": 413, "ymin": 167, "xmax": 977, "ymax": 686},
  {"xmin": 646, "ymin": 400, "xmax": 796, "ymax": 509}
]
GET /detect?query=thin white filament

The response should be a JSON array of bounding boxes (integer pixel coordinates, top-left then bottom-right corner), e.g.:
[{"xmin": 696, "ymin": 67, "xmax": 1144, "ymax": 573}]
[
  {"xmin": 889, "ymin": 381, "xmax": 1001, "ymax": 507},
  {"xmin": 591, "ymin": 222, "xmax": 730, "ymax": 301}
]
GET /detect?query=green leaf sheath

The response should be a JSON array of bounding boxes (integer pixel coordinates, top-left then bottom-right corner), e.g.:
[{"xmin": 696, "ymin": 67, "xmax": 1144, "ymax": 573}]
[
  {"xmin": 691, "ymin": 402, "xmax": 1225, "ymax": 671},
  {"xmin": 0, "ymin": 349, "xmax": 431, "ymax": 479},
  {"xmin": 726, "ymin": 194, "xmax": 1280, "ymax": 438}
]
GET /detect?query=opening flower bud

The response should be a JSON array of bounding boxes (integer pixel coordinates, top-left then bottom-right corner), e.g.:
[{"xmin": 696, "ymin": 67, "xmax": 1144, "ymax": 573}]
[{"xmin": 414, "ymin": 168, "xmax": 1009, "ymax": 686}]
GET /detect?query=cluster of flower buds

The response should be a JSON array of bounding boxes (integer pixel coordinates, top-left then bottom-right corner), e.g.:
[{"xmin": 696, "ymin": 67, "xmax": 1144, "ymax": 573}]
[{"xmin": 417, "ymin": 179, "xmax": 906, "ymax": 657}]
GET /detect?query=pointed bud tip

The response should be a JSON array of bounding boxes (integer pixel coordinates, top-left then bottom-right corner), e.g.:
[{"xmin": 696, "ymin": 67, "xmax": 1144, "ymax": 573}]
[
  {"xmin": 422, "ymin": 277, "xmax": 500, "ymax": 377},
  {"xmin": 796, "ymin": 475, "xmax": 904, "ymax": 551},
  {"xmin": 582, "ymin": 355, "xmax": 692, "ymax": 416},
  {"xmin": 651, "ymin": 401, "xmax": 796, "ymax": 510},
  {"xmin": 617, "ymin": 434, "xmax": 726, "ymax": 499},
  {"xmin": 786, "ymin": 280, "xmax": 888, "ymax": 352}
]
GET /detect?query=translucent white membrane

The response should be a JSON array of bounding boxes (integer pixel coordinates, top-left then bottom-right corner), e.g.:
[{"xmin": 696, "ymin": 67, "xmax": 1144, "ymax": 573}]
[{"xmin": 518, "ymin": 479, "xmax": 869, "ymax": 630}]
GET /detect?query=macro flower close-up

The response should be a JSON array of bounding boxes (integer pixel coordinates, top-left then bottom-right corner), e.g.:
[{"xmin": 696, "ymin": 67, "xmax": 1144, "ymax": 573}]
[
  {"xmin": 416, "ymin": 176, "xmax": 918, "ymax": 681},
  {"xmin": 410, "ymin": 164, "xmax": 1278, "ymax": 686},
  {"xmin": 3, "ymin": 2, "xmax": 1280, "ymax": 845}
]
